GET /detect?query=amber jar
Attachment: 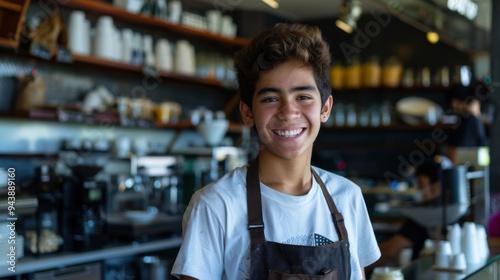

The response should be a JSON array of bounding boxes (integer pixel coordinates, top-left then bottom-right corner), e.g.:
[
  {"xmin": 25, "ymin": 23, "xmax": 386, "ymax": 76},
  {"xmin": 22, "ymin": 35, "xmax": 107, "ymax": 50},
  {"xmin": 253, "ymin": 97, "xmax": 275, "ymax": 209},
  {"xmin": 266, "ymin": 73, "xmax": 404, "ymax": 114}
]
[
  {"xmin": 330, "ymin": 62, "xmax": 345, "ymax": 90},
  {"xmin": 382, "ymin": 57, "xmax": 403, "ymax": 88},
  {"xmin": 362, "ymin": 56, "xmax": 381, "ymax": 88},
  {"xmin": 345, "ymin": 56, "xmax": 362, "ymax": 89}
]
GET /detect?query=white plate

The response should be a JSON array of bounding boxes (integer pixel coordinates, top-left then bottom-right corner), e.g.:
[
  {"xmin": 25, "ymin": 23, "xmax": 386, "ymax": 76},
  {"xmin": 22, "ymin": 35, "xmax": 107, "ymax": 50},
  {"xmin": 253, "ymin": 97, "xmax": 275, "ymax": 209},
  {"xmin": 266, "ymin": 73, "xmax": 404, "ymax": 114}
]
[
  {"xmin": 396, "ymin": 96, "xmax": 443, "ymax": 117},
  {"xmin": 124, "ymin": 210, "xmax": 158, "ymax": 224}
]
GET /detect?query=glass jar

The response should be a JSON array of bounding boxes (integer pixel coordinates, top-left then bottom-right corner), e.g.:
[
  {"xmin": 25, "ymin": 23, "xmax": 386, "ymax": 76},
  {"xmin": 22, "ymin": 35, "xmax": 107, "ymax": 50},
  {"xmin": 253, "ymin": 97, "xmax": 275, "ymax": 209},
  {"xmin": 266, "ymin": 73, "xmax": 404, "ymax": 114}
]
[
  {"xmin": 330, "ymin": 62, "xmax": 345, "ymax": 90},
  {"xmin": 345, "ymin": 56, "xmax": 361, "ymax": 89},
  {"xmin": 382, "ymin": 57, "xmax": 403, "ymax": 88},
  {"xmin": 362, "ymin": 56, "xmax": 381, "ymax": 88}
]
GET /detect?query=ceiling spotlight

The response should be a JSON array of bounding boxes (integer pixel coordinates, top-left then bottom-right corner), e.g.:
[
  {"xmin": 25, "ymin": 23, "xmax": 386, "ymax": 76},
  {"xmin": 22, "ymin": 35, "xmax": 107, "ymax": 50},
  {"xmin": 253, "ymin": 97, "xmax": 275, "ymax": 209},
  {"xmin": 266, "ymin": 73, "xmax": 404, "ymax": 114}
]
[
  {"xmin": 336, "ymin": 0, "xmax": 362, "ymax": 33},
  {"xmin": 426, "ymin": 31, "xmax": 439, "ymax": 44},
  {"xmin": 262, "ymin": 0, "xmax": 279, "ymax": 9}
]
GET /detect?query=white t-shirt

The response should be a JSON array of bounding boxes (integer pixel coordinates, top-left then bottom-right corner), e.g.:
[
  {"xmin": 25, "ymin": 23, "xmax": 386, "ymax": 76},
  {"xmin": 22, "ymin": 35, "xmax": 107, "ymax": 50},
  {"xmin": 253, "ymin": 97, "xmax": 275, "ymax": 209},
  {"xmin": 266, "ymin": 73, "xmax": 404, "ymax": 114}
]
[{"xmin": 172, "ymin": 165, "xmax": 381, "ymax": 280}]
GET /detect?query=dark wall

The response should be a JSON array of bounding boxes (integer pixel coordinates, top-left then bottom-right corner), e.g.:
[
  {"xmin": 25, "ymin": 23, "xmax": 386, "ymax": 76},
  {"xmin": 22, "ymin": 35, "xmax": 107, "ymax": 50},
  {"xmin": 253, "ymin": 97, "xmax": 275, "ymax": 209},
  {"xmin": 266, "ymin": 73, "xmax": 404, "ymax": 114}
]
[{"xmin": 303, "ymin": 14, "xmax": 471, "ymax": 68}]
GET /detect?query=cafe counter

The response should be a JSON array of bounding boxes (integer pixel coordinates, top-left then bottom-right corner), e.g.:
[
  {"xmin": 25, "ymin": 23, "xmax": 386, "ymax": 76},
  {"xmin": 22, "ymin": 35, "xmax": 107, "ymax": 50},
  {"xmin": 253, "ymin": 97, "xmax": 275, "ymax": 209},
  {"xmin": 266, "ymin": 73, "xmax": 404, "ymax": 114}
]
[{"xmin": 402, "ymin": 254, "xmax": 500, "ymax": 280}]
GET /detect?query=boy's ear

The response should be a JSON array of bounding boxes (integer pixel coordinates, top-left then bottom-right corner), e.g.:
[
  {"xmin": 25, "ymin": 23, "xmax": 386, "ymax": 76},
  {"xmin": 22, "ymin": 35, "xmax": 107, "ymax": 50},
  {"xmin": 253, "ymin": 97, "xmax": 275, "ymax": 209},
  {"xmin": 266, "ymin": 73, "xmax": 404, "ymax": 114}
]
[
  {"xmin": 240, "ymin": 101, "xmax": 254, "ymax": 127},
  {"xmin": 321, "ymin": 95, "xmax": 333, "ymax": 122}
]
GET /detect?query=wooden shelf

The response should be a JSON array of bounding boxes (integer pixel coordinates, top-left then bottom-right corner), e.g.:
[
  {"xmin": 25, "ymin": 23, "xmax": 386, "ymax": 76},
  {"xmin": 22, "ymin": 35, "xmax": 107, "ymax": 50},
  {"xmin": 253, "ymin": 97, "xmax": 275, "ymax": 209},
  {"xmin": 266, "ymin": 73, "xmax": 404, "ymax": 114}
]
[
  {"xmin": 71, "ymin": 54, "xmax": 224, "ymax": 88},
  {"xmin": 0, "ymin": 0, "xmax": 22, "ymax": 11},
  {"xmin": 322, "ymin": 122, "xmax": 454, "ymax": 131},
  {"xmin": 0, "ymin": 0, "xmax": 29, "ymax": 49},
  {"xmin": 0, "ymin": 37, "xmax": 15, "ymax": 48},
  {"xmin": 60, "ymin": 0, "xmax": 249, "ymax": 48},
  {"xmin": 332, "ymin": 85, "xmax": 453, "ymax": 94},
  {"xmin": 0, "ymin": 109, "xmax": 247, "ymax": 133}
]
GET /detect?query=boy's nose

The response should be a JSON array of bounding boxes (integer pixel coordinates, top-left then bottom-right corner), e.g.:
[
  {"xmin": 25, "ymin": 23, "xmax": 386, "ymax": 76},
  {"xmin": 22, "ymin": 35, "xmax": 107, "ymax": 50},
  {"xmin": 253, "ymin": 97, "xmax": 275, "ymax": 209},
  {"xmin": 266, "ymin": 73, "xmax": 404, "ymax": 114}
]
[{"xmin": 277, "ymin": 101, "xmax": 300, "ymax": 121}]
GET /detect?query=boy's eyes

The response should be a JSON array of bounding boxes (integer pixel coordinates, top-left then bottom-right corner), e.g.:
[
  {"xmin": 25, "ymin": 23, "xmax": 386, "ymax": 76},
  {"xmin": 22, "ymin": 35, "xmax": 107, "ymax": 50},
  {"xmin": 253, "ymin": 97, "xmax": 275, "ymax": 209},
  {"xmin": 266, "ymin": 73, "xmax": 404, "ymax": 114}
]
[
  {"xmin": 297, "ymin": 95, "xmax": 313, "ymax": 100},
  {"xmin": 262, "ymin": 97, "xmax": 278, "ymax": 103},
  {"xmin": 261, "ymin": 95, "xmax": 313, "ymax": 103}
]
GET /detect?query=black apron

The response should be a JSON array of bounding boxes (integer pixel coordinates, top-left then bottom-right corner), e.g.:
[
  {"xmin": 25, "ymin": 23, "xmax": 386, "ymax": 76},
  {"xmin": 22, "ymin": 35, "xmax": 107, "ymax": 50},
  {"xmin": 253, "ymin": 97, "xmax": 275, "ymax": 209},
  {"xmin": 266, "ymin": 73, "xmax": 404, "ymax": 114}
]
[{"xmin": 246, "ymin": 158, "xmax": 352, "ymax": 280}]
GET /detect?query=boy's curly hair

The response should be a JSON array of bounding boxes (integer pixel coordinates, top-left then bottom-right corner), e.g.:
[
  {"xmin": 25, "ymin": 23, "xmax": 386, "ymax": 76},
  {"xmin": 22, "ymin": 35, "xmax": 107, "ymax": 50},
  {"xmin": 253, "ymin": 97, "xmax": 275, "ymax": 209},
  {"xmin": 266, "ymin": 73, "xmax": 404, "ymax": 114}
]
[{"xmin": 234, "ymin": 23, "xmax": 332, "ymax": 109}]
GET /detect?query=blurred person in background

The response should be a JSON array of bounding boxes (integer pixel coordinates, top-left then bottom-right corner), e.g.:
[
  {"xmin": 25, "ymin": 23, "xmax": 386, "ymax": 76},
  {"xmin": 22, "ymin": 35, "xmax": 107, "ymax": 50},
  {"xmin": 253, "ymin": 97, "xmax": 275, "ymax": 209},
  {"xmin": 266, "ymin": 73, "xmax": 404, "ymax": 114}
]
[
  {"xmin": 445, "ymin": 84, "xmax": 488, "ymax": 164},
  {"xmin": 367, "ymin": 158, "xmax": 443, "ymax": 272}
]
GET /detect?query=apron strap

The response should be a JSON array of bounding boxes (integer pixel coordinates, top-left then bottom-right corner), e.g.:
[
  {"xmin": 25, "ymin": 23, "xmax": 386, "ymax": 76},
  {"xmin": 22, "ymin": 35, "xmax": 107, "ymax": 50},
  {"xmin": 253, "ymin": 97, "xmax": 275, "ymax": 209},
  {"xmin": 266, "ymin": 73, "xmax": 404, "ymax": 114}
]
[
  {"xmin": 246, "ymin": 158, "xmax": 266, "ymax": 244},
  {"xmin": 246, "ymin": 158, "xmax": 349, "ymax": 244},
  {"xmin": 312, "ymin": 168, "xmax": 349, "ymax": 241}
]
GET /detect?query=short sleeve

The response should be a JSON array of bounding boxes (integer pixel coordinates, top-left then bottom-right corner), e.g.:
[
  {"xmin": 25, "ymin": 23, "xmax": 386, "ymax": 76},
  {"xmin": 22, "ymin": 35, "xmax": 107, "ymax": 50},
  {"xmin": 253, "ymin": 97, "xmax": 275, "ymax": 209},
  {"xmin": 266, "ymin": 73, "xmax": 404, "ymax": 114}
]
[
  {"xmin": 171, "ymin": 194, "xmax": 225, "ymax": 280},
  {"xmin": 353, "ymin": 187, "xmax": 382, "ymax": 269}
]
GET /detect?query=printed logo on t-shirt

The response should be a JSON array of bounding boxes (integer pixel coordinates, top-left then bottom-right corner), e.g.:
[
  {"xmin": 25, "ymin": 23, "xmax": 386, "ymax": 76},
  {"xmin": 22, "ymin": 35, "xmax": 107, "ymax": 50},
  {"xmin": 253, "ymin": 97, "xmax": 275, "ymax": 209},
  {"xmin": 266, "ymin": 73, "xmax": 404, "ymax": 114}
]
[{"xmin": 283, "ymin": 233, "xmax": 334, "ymax": 246}]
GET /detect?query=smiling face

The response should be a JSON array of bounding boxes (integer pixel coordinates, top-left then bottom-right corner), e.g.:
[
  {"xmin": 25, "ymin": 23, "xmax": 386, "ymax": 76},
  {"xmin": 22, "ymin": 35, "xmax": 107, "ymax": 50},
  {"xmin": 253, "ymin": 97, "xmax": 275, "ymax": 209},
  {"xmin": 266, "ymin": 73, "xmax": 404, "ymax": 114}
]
[{"xmin": 240, "ymin": 60, "xmax": 332, "ymax": 161}]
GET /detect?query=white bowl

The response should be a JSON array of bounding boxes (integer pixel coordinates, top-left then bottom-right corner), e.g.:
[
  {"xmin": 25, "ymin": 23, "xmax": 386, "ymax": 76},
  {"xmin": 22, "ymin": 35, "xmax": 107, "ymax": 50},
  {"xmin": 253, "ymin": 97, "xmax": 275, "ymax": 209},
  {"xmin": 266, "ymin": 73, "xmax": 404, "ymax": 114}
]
[
  {"xmin": 124, "ymin": 210, "xmax": 157, "ymax": 224},
  {"xmin": 196, "ymin": 119, "xmax": 229, "ymax": 146},
  {"xmin": 396, "ymin": 96, "xmax": 443, "ymax": 117}
]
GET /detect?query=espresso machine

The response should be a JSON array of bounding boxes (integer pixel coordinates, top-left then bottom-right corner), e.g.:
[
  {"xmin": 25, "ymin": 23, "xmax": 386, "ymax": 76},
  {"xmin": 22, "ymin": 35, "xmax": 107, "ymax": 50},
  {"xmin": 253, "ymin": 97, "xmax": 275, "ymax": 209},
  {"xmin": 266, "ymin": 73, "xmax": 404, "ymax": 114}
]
[
  {"xmin": 59, "ymin": 151, "xmax": 109, "ymax": 252},
  {"xmin": 106, "ymin": 155, "xmax": 184, "ymax": 241}
]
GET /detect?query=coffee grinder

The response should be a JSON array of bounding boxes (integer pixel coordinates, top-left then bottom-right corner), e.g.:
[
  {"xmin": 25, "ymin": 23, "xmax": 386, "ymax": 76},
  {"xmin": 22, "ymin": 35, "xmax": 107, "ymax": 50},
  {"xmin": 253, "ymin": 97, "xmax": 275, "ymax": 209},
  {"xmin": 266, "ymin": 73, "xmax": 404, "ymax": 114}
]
[{"xmin": 61, "ymin": 162, "xmax": 108, "ymax": 252}]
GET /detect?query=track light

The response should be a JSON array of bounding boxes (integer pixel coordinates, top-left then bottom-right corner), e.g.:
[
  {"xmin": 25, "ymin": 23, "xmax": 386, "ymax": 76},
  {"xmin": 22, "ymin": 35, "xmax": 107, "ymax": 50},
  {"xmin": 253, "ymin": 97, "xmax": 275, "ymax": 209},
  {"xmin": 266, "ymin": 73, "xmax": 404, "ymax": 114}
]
[
  {"xmin": 336, "ymin": 0, "xmax": 362, "ymax": 33},
  {"xmin": 426, "ymin": 31, "xmax": 439, "ymax": 44},
  {"xmin": 262, "ymin": 0, "xmax": 279, "ymax": 9}
]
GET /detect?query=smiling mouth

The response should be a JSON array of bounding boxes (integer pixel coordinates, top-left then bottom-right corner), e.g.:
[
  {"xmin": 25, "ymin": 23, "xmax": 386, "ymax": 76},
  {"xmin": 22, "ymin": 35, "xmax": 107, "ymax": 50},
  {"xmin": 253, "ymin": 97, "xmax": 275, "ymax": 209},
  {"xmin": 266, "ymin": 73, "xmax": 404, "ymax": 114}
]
[{"xmin": 274, "ymin": 128, "xmax": 304, "ymax": 138}]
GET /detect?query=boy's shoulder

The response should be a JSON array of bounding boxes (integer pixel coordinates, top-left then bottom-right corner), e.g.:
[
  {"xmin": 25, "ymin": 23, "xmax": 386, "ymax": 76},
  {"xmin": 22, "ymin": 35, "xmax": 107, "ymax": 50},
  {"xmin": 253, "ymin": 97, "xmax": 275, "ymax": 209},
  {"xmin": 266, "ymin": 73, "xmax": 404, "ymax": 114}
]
[
  {"xmin": 312, "ymin": 166, "xmax": 362, "ymax": 195},
  {"xmin": 194, "ymin": 165, "xmax": 248, "ymax": 200}
]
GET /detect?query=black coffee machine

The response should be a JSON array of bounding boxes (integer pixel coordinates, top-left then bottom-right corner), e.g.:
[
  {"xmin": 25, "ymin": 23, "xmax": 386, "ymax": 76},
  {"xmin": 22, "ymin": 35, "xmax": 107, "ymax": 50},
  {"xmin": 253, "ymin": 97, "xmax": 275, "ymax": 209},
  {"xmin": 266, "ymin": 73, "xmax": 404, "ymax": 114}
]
[{"xmin": 61, "ymin": 165, "xmax": 108, "ymax": 252}]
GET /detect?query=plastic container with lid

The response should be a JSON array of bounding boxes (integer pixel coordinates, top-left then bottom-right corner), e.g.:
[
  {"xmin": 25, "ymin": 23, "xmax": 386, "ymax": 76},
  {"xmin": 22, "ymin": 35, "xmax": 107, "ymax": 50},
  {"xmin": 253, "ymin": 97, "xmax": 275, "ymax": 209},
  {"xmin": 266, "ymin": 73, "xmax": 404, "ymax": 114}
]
[{"xmin": 370, "ymin": 267, "xmax": 404, "ymax": 280}]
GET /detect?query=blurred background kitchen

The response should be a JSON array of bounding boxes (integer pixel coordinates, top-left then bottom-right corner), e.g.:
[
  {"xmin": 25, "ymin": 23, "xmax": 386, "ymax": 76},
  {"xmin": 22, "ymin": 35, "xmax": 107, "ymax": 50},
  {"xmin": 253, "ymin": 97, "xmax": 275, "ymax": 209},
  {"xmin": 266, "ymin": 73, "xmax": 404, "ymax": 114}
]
[{"xmin": 0, "ymin": 0, "xmax": 499, "ymax": 279}]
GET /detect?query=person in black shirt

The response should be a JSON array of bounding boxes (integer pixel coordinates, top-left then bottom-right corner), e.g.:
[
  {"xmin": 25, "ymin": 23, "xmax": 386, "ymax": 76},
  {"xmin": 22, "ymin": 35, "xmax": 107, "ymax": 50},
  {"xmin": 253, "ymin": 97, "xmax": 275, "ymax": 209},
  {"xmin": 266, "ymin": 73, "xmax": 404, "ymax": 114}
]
[{"xmin": 446, "ymin": 84, "xmax": 488, "ymax": 163}]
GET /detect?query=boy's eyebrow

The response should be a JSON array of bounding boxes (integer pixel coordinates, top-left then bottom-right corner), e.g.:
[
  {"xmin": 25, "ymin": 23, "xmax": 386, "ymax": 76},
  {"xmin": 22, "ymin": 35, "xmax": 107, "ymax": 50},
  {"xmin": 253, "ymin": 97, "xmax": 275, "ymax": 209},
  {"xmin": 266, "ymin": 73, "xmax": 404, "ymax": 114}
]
[{"xmin": 256, "ymin": 85, "xmax": 316, "ymax": 95}]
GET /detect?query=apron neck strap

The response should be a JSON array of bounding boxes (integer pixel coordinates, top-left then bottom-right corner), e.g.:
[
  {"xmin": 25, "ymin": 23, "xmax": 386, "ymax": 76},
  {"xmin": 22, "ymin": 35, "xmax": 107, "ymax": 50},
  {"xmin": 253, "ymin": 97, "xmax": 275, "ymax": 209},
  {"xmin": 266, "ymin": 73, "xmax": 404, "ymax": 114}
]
[
  {"xmin": 246, "ymin": 157, "xmax": 349, "ymax": 244},
  {"xmin": 246, "ymin": 157, "xmax": 266, "ymax": 244},
  {"xmin": 312, "ymin": 169, "xmax": 349, "ymax": 241}
]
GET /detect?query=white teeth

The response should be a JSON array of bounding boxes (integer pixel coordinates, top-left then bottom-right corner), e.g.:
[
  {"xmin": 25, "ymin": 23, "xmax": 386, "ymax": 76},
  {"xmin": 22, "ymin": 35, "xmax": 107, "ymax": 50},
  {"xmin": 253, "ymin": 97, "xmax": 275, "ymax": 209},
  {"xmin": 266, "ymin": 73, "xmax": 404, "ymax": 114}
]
[{"xmin": 276, "ymin": 129, "xmax": 302, "ymax": 137}]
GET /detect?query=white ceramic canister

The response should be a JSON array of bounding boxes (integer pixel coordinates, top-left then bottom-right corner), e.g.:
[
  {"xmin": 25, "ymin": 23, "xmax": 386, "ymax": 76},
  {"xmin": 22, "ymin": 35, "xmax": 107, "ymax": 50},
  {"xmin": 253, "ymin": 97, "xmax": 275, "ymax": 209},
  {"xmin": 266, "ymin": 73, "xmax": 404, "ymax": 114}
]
[
  {"xmin": 94, "ymin": 16, "xmax": 115, "ymax": 60},
  {"xmin": 155, "ymin": 38, "xmax": 173, "ymax": 72},
  {"xmin": 175, "ymin": 40, "xmax": 195, "ymax": 75},
  {"xmin": 169, "ymin": 1, "xmax": 182, "ymax": 23},
  {"xmin": 206, "ymin": 10, "xmax": 222, "ymax": 34},
  {"xmin": 68, "ymin": 11, "xmax": 90, "ymax": 55},
  {"xmin": 121, "ymin": 29, "xmax": 134, "ymax": 63},
  {"xmin": 143, "ymin": 34, "xmax": 155, "ymax": 67}
]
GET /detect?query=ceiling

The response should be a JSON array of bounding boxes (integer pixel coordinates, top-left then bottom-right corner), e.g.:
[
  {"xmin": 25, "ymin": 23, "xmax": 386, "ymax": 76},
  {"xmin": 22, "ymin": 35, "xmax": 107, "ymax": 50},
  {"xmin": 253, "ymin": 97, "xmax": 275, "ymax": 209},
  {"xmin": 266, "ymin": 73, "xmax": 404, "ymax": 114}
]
[
  {"xmin": 213, "ymin": 0, "xmax": 490, "ymax": 32},
  {"xmin": 214, "ymin": 0, "xmax": 491, "ymax": 52},
  {"xmin": 227, "ymin": 0, "xmax": 377, "ymax": 21}
]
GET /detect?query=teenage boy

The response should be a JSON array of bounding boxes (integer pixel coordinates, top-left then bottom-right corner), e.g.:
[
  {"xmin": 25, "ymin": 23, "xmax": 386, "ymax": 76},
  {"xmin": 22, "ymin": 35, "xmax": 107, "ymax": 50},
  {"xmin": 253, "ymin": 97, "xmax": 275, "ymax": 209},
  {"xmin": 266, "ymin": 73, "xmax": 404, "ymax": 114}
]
[{"xmin": 172, "ymin": 23, "xmax": 380, "ymax": 280}]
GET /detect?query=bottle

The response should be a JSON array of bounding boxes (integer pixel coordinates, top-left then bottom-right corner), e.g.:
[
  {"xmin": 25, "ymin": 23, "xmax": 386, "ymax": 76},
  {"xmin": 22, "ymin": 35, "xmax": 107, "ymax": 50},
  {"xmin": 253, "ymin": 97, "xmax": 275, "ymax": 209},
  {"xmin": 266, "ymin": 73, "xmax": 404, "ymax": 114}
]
[
  {"xmin": 153, "ymin": 0, "xmax": 168, "ymax": 20},
  {"xmin": 140, "ymin": 0, "xmax": 153, "ymax": 15}
]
